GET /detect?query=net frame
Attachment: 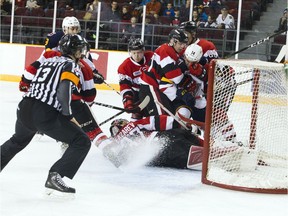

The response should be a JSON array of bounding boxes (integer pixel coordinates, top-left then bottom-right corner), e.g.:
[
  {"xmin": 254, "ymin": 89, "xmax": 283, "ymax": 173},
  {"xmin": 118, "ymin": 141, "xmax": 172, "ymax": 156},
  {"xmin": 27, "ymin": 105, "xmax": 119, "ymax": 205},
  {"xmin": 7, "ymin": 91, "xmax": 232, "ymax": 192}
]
[{"xmin": 202, "ymin": 59, "xmax": 288, "ymax": 194}]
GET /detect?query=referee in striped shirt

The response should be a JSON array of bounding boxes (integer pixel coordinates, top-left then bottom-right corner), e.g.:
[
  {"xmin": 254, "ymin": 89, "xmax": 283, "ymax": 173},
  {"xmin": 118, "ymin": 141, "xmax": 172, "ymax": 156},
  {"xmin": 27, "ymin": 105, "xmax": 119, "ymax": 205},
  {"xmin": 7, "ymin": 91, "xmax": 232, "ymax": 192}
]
[{"xmin": 0, "ymin": 34, "xmax": 91, "ymax": 195}]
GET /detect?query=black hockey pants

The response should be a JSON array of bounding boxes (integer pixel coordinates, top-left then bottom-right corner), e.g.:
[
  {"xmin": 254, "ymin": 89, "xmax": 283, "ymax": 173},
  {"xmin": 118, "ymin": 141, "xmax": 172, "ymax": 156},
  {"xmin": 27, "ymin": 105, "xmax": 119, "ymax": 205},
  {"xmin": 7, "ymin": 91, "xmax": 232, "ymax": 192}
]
[{"xmin": 0, "ymin": 98, "xmax": 91, "ymax": 179}]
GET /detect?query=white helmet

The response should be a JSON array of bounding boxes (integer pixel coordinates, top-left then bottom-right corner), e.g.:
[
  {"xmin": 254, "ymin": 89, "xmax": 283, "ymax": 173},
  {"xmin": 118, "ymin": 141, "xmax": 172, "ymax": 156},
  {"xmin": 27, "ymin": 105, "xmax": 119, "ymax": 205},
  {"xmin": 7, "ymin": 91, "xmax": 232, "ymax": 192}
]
[
  {"xmin": 184, "ymin": 44, "xmax": 203, "ymax": 62},
  {"xmin": 62, "ymin": 16, "xmax": 81, "ymax": 34}
]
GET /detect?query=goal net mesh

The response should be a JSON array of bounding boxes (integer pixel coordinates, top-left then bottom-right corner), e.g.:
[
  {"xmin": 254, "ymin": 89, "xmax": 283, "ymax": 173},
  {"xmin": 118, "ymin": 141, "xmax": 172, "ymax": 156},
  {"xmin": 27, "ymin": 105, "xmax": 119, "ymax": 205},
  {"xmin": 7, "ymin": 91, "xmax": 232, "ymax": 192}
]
[{"xmin": 203, "ymin": 59, "xmax": 287, "ymax": 193}]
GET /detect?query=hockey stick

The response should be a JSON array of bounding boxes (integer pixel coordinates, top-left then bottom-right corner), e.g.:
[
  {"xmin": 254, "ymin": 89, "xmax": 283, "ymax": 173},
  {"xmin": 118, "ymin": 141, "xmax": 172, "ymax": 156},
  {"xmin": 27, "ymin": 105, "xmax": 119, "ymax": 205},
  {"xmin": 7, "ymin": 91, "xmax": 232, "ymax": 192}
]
[
  {"xmin": 99, "ymin": 110, "xmax": 125, "ymax": 126},
  {"xmin": 103, "ymin": 81, "xmax": 121, "ymax": 95},
  {"xmin": 225, "ymin": 29, "xmax": 287, "ymax": 59},
  {"xmin": 177, "ymin": 113, "xmax": 205, "ymax": 129},
  {"xmin": 94, "ymin": 95, "xmax": 150, "ymax": 113},
  {"xmin": 154, "ymin": 100, "xmax": 190, "ymax": 130},
  {"xmin": 94, "ymin": 102, "xmax": 127, "ymax": 111}
]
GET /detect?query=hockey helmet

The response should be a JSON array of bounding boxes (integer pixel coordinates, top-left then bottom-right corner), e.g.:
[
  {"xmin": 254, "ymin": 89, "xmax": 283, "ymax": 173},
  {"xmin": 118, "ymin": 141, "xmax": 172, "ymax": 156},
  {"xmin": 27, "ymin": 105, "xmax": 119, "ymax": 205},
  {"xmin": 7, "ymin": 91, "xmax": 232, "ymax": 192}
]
[
  {"xmin": 128, "ymin": 38, "xmax": 144, "ymax": 51},
  {"xmin": 109, "ymin": 119, "xmax": 129, "ymax": 137},
  {"xmin": 184, "ymin": 44, "xmax": 203, "ymax": 62},
  {"xmin": 62, "ymin": 16, "xmax": 81, "ymax": 34},
  {"xmin": 179, "ymin": 21, "xmax": 198, "ymax": 33},
  {"xmin": 168, "ymin": 28, "xmax": 188, "ymax": 43},
  {"xmin": 59, "ymin": 34, "xmax": 87, "ymax": 58}
]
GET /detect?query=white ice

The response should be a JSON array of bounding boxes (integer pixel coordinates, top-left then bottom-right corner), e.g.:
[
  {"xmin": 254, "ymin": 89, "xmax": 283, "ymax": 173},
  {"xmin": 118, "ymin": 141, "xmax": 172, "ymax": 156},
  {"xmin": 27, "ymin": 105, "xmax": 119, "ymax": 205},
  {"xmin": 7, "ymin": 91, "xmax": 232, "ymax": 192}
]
[{"xmin": 0, "ymin": 81, "xmax": 287, "ymax": 216}]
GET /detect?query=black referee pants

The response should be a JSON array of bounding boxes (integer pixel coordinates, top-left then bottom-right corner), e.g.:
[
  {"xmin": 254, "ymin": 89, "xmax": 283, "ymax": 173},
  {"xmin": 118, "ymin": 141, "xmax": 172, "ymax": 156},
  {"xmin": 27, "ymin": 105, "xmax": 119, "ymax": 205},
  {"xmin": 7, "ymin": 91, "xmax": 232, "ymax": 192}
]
[{"xmin": 0, "ymin": 98, "xmax": 91, "ymax": 179}]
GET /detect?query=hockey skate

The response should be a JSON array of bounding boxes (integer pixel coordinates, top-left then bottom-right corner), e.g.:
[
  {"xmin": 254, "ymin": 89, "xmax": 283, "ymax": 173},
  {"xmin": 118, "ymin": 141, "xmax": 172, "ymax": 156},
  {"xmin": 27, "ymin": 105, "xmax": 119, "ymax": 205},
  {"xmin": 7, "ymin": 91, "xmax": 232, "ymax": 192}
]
[{"xmin": 45, "ymin": 172, "xmax": 75, "ymax": 198}]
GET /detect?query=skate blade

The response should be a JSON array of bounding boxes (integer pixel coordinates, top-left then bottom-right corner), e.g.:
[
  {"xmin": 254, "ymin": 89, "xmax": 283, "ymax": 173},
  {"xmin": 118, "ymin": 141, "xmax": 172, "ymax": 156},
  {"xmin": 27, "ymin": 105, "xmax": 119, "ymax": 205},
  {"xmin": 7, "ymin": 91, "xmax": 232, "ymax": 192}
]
[{"xmin": 44, "ymin": 188, "xmax": 75, "ymax": 200}]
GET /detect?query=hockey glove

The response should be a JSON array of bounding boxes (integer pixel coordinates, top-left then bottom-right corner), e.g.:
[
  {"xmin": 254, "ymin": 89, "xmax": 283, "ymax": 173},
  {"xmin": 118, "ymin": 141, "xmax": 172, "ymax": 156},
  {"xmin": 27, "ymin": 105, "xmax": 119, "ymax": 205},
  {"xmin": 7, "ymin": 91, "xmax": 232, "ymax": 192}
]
[
  {"xmin": 19, "ymin": 76, "xmax": 31, "ymax": 92},
  {"xmin": 176, "ymin": 88, "xmax": 196, "ymax": 108},
  {"xmin": 178, "ymin": 74, "xmax": 192, "ymax": 90},
  {"xmin": 198, "ymin": 56, "xmax": 208, "ymax": 66},
  {"xmin": 123, "ymin": 94, "xmax": 135, "ymax": 113},
  {"xmin": 93, "ymin": 70, "xmax": 104, "ymax": 84},
  {"xmin": 189, "ymin": 63, "xmax": 207, "ymax": 81},
  {"xmin": 178, "ymin": 74, "xmax": 197, "ymax": 93}
]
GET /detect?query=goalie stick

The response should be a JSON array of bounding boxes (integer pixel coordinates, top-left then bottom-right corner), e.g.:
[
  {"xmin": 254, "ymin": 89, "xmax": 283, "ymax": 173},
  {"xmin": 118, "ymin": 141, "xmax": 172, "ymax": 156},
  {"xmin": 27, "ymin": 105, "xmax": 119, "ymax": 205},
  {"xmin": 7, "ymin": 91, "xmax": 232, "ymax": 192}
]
[{"xmin": 94, "ymin": 95, "xmax": 150, "ymax": 113}]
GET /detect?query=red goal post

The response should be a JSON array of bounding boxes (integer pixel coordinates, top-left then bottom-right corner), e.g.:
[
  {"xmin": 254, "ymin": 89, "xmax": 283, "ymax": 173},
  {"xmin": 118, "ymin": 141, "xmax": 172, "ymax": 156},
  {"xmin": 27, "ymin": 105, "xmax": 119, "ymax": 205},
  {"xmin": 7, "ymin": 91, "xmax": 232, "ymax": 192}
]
[{"xmin": 202, "ymin": 59, "xmax": 287, "ymax": 194}]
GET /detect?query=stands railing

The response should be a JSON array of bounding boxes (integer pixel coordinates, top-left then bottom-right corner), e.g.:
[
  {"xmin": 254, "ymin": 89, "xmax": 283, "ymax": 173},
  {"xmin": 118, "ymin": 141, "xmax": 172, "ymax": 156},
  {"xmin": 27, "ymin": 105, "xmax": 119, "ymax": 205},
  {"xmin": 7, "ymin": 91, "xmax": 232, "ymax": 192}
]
[{"xmin": 0, "ymin": 14, "xmax": 285, "ymax": 61}]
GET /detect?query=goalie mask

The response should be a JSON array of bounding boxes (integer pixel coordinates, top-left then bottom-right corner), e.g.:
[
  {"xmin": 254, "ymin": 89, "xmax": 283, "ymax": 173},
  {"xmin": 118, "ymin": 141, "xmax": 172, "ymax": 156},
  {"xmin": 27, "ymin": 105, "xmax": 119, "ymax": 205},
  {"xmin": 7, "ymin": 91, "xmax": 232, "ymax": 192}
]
[{"xmin": 109, "ymin": 119, "xmax": 129, "ymax": 137}]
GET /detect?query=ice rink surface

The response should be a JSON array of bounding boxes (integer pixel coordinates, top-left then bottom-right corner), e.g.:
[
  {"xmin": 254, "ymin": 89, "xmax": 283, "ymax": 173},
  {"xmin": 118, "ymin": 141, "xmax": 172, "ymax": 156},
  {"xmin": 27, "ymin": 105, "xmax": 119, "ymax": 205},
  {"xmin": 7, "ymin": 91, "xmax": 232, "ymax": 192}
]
[{"xmin": 0, "ymin": 81, "xmax": 287, "ymax": 216}]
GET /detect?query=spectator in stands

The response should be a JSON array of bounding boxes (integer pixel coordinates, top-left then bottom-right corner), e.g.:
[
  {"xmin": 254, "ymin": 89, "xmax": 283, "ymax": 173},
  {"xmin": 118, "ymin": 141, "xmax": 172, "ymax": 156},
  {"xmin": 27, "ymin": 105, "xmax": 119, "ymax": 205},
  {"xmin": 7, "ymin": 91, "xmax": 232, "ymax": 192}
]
[
  {"xmin": 83, "ymin": 0, "xmax": 99, "ymax": 29},
  {"xmin": 26, "ymin": 0, "xmax": 41, "ymax": 10},
  {"xmin": 1, "ymin": 0, "xmax": 12, "ymax": 15},
  {"xmin": 144, "ymin": 16, "xmax": 153, "ymax": 46},
  {"xmin": 203, "ymin": 15, "xmax": 217, "ymax": 28},
  {"xmin": 274, "ymin": 8, "xmax": 288, "ymax": 33},
  {"xmin": 163, "ymin": 2, "xmax": 175, "ymax": 18},
  {"xmin": 16, "ymin": 0, "xmax": 26, "ymax": 8},
  {"xmin": 171, "ymin": 8, "xmax": 181, "ymax": 26},
  {"xmin": 215, "ymin": 6, "xmax": 235, "ymax": 29},
  {"xmin": 122, "ymin": 16, "xmax": 141, "ymax": 42},
  {"xmin": 101, "ymin": 1, "xmax": 121, "ymax": 22},
  {"xmin": 207, "ymin": 0, "xmax": 222, "ymax": 12},
  {"xmin": 197, "ymin": 5, "xmax": 208, "ymax": 22},
  {"xmin": 179, "ymin": 0, "xmax": 190, "ymax": 22},
  {"xmin": 121, "ymin": 5, "xmax": 132, "ymax": 22},
  {"xmin": 85, "ymin": 0, "xmax": 99, "ymax": 19},
  {"xmin": 191, "ymin": 10, "xmax": 201, "ymax": 27},
  {"xmin": 146, "ymin": 0, "xmax": 162, "ymax": 18}
]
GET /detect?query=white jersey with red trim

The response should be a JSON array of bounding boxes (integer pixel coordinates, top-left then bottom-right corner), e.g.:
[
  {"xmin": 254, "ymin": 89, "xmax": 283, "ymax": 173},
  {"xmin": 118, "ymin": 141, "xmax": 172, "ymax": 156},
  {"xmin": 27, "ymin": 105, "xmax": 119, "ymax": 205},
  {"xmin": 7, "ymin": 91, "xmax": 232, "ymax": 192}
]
[{"xmin": 194, "ymin": 38, "xmax": 219, "ymax": 63}]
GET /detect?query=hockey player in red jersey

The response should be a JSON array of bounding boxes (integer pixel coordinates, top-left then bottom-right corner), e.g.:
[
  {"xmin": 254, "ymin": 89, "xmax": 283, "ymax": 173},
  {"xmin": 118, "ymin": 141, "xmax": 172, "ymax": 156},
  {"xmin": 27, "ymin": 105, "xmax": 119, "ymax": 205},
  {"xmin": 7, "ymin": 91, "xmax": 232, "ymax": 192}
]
[
  {"xmin": 117, "ymin": 38, "xmax": 154, "ymax": 121},
  {"xmin": 139, "ymin": 28, "xmax": 195, "ymax": 124},
  {"xmin": 19, "ymin": 16, "xmax": 108, "ymax": 146},
  {"xmin": 179, "ymin": 21, "xmax": 219, "ymax": 66}
]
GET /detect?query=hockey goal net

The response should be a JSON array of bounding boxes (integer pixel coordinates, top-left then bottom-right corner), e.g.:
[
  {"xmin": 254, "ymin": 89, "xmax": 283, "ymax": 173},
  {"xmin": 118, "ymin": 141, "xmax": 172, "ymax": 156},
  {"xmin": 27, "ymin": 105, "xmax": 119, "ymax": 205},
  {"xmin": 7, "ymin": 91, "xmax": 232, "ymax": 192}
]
[{"xmin": 202, "ymin": 59, "xmax": 287, "ymax": 194}]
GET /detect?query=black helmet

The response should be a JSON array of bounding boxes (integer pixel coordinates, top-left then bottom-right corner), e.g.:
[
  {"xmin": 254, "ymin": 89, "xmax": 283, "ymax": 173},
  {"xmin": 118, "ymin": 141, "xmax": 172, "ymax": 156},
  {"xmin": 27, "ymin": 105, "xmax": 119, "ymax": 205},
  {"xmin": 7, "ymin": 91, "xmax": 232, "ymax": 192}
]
[
  {"xmin": 168, "ymin": 28, "xmax": 188, "ymax": 43},
  {"xmin": 179, "ymin": 21, "xmax": 198, "ymax": 33},
  {"xmin": 59, "ymin": 34, "xmax": 87, "ymax": 57},
  {"xmin": 128, "ymin": 38, "xmax": 144, "ymax": 51}
]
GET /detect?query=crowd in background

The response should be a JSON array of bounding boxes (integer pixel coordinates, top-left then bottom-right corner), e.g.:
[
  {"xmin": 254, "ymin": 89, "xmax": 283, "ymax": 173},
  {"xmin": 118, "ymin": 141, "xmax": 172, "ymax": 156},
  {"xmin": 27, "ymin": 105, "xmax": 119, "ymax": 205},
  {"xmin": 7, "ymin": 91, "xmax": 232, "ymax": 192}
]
[
  {"xmin": 1, "ymin": 0, "xmax": 236, "ymax": 29},
  {"xmin": 1, "ymin": 0, "xmax": 285, "ymax": 60}
]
